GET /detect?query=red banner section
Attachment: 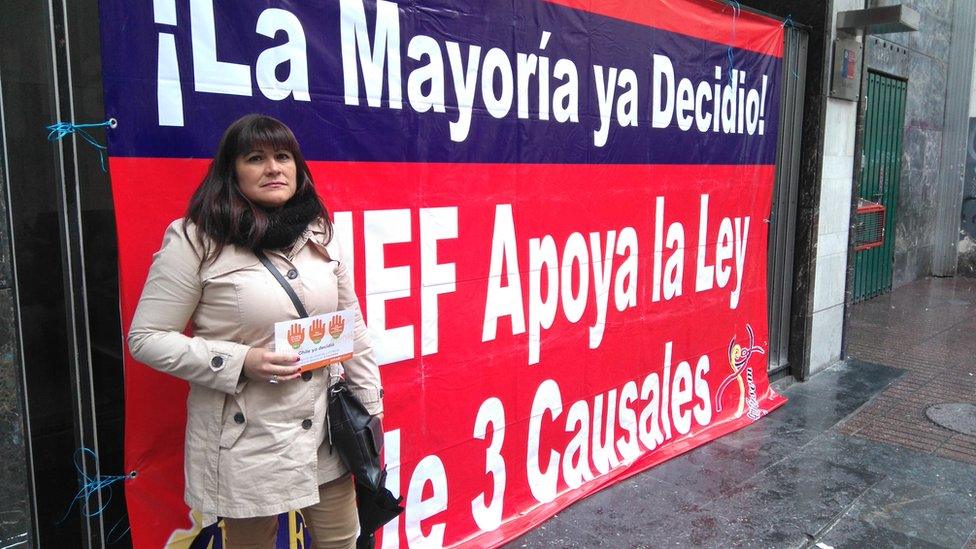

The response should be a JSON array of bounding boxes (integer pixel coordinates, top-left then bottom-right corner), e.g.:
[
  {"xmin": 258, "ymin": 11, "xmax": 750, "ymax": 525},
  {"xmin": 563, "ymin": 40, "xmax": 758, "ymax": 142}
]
[
  {"xmin": 98, "ymin": 0, "xmax": 787, "ymax": 546},
  {"xmin": 545, "ymin": 0, "xmax": 785, "ymax": 57},
  {"xmin": 114, "ymin": 159, "xmax": 784, "ymax": 547}
]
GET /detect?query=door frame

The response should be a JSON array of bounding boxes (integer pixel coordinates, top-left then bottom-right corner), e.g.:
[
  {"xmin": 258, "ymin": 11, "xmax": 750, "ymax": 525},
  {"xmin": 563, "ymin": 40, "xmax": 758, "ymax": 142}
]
[
  {"xmin": 842, "ymin": 35, "xmax": 910, "ymax": 355},
  {"xmin": 852, "ymin": 70, "xmax": 907, "ymax": 302},
  {"xmin": 767, "ymin": 24, "xmax": 808, "ymax": 375}
]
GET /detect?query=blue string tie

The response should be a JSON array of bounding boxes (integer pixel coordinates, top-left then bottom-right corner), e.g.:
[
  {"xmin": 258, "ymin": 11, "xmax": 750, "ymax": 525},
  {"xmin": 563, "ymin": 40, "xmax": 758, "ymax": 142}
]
[
  {"xmin": 106, "ymin": 516, "xmax": 131, "ymax": 544},
  {"xmin": 59, "ymin": 447, "xmax": 136, "ymax": 525},
  {"xmin": 781, "ymin": 15, "xmax": 800, "ymax": 79},
  {"xmin": 45, "ymin": 118, "xmax": 117, "ymax": 172},
  {"xmin": 726, "ymin": 0, "xmax": 741, "ymax": 85}
]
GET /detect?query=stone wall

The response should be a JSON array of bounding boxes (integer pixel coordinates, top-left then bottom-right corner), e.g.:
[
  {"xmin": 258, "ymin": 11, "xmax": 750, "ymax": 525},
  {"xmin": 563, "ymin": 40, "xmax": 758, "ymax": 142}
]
[
  {"xmin": 807, "ymin": 0, "xmax": 862, "ymax": 376},
  {"xmin": 960, "ymin": 46, "xmax": 976, "ymax": 276},
  {"xmin": 0, "ymin": 145, "xmax": 31, "ymax": 545},
  {"xmin": 871, "ymin": 0, "xmax": 953, "ymax": 286},
  {"xmin": 962, "ymin": 120, "xmax": 976, "ymax": 276}
]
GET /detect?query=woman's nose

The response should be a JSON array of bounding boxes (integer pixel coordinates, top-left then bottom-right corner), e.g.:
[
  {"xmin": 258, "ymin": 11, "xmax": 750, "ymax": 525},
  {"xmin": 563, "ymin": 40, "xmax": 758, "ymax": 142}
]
[{"xmin": 265, "ymin": 160, "xmax": 283, "ymax": 174}]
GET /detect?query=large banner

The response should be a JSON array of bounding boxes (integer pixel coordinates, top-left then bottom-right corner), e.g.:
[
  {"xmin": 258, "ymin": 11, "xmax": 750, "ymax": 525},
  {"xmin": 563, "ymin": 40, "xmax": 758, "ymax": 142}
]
[{"xmin": 100, "ymin": 0, "xmax": 786, "ymax": 546}]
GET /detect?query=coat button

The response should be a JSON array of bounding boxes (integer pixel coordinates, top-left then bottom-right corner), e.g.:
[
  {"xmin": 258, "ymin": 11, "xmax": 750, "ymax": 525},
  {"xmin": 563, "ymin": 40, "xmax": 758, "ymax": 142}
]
[
  {"xmin": 211, "ymin": 356, "xmax": 224, "ymax": 368},
  {"xmin": 234, "ymin": 412, "xmax": 245, "ymax": 424},
  {"xmin": 286, "ymin": 269, "xmax": 299, "ymax": 279},
  {"xmin": 301, "ymin": 419, "xmax": 312, "ymax": 430},
  {"xmin": 301, "ymin": 371, "xmax": 313, "ymax": 381}
]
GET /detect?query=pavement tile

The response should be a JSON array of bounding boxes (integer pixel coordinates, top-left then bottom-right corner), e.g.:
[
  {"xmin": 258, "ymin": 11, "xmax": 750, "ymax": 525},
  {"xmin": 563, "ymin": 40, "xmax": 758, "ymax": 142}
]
[
  {"xmin": 823, "ymin": 476, "xmax": 976, "ymax": 548},
  {"xmin": 798, "ymin": 432, "xmax": 976, "ymax": 498},
  {"xmin": 542, "ymin": 477, "xmax": 712, "ymax": 547},
  {"xmin": 505, "ymin": 513, "xmax": 603, "ymax": 548},
  {"xmin": 764, "ymin": 389, "xmax": 871, "ymax": 433},
  {"xmin": 785, "ymin": 359, "xmax": 904, "ymax": 399},
  {"xmin": 658, "ymin": 511, "xmax": 762, "ymax": 549},
  {"xmin": 946, "ymin": 435, "xmax": 976, "ymax": 451},
  {"xmin": 717, "ymin": 415, "xmax": 821, "ymax": 462},
  {"xmin": 704, "ymin": 452, "xmax": 886, "ymax": 546},
  {"xmin": 820, "ymin": 516, "xmax": 951, "ymax": 548},
  {"xmin": 796, "ymin": 432, "xmax": 917, "ymax": 472},
  {"xmin": 847, "ymin": 277, "xmax": 976, "ymax": 467},
  {"xmin": 854, "ymin": 419, "xmax": 952, "ymax": 443},
  {"xmin": 639, "ymin": 441, "xmax": 759, "ymax": 500}
]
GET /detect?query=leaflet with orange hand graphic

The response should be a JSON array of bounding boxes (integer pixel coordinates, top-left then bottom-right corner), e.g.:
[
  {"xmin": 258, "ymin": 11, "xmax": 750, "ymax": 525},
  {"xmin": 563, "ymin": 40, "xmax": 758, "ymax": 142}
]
[
  {"xmin": 308, "ymin": 319, "xmax": 326, "ymax": 344},
  {"xmin": 273, "ymin": 311, "xmax": 354, "ymax": 372},
  {"xmin": 328, "ymin": 315, "xmax": 345, "ymax": 339},
  {"xmin": 287, "ymin": 323, "xmax": 305, "ymax": 349}
]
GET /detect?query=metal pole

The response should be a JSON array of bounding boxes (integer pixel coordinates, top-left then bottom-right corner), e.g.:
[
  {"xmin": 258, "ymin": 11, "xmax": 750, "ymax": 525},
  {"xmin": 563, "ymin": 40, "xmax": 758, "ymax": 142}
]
[{"xmin": 46, "ymin": 0, "xmax": 104, "ymax": 545}]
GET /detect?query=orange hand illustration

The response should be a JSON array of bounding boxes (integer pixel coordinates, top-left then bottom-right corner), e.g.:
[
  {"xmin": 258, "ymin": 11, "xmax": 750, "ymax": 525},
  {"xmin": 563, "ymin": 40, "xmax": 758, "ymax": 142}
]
[
  {"xmin": 329, "ymin": 315, "xmax": 346, "ymax": 339},
  {"xmin": 287, "ymin": 323, "xmax": 305, "ymax": 349},
  {"xmin": 309, "ymin": 318, "xmax": 326, "ymax": 344}
]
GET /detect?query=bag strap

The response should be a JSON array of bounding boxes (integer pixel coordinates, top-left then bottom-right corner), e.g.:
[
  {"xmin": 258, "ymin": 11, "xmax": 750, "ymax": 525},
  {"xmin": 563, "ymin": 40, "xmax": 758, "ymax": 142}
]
[{"xmin": 255, "ymin": 251, "xmax": 309, "ymax": 318}]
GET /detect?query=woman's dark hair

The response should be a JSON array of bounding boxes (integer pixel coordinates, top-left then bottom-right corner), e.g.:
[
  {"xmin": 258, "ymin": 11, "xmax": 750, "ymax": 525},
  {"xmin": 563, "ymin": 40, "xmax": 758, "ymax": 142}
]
[{"xmin": 185, "ymin": 114, "xmax": 330, "ymax": 259}]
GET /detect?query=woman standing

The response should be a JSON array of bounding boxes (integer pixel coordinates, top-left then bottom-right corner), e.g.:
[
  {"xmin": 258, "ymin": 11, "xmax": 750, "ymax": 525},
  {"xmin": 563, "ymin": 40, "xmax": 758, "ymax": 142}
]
[{"xmin": 128, "ymin": 114, "xmax": 383, "ymax": 548}]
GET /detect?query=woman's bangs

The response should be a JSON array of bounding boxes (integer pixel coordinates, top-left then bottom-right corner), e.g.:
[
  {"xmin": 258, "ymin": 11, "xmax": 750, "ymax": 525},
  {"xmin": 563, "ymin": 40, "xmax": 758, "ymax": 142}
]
[{"xmin": 236, "ymin": 121, "xmax": 299, "ymax": 156}]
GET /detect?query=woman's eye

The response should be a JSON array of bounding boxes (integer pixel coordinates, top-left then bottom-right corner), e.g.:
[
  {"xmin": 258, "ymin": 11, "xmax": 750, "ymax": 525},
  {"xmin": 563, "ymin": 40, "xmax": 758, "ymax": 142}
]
[
  {"xmin": 247, "ymin": 155, "xmax": 262, "ymax": 162},
  {"xmin": 276, "ymin": 153, "xmax": 292, "ymax": 161}
]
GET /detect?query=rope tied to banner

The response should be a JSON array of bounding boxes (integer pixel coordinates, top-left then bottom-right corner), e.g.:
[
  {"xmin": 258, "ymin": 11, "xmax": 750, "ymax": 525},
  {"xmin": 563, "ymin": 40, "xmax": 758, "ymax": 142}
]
[
  {"xmin": 45, "ymin": 118, "xmax": 117, "ymax": 172},
  {"xmin": 59, "ymin": 447, "xmax": 136, "ymax": 541},
  {"xmin": 726, "ymin": 0, "xmax": 741, "ymax": 85},
  {"xmin": 781, "ymin": 15, "xmax": 800, "ymax": 79}
]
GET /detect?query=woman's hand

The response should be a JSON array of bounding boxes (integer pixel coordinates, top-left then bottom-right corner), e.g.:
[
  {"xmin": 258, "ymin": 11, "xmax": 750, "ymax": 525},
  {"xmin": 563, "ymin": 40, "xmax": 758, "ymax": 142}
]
[{"xmin": 242, "ymin": 347, "xmax": 302, "ymax": 383}]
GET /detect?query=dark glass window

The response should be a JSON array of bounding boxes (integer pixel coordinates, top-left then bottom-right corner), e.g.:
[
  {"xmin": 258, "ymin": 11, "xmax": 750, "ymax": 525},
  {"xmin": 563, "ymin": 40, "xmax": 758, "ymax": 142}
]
[{"xmin": 1, "ymin": 0, "xmax": 126, "ymax": 545}]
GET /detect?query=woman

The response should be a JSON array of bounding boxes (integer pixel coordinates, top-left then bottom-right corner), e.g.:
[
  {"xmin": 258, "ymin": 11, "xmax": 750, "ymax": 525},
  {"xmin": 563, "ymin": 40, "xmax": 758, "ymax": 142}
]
[{"xmin": 128, "ymin": 114, "xmax": 383, "ymax": 548}]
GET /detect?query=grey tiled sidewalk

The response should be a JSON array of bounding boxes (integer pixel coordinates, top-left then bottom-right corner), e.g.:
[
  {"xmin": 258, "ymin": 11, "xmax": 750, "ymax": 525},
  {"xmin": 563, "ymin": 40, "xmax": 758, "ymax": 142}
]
[
  {"xmin": 508, "ymin": 277, "xmax": 976, "ymax": 548},
  {"xmin": 844, "ymin": 277, "xmax": 976, "ymax": 464}
]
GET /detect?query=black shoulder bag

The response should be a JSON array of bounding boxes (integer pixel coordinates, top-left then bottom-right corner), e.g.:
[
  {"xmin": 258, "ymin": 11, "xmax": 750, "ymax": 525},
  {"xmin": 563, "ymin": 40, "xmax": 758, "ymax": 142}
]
[{"xmin": 256, "ymin": 251, "xmax": 404, "ymax": 549}]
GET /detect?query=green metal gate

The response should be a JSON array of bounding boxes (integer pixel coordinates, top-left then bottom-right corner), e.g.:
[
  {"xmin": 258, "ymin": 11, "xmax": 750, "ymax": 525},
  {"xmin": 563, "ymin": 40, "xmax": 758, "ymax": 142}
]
[{"xmin": 853, "ymin": 72, "xmax": 907, "ymax": 302}]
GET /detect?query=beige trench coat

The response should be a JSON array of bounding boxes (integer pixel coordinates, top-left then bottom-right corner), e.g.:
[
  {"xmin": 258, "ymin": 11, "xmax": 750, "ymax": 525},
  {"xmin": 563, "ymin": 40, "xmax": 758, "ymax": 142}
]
[{"xmin": 128, "ymin": 218, "xmax": 383, "ymax": 525}]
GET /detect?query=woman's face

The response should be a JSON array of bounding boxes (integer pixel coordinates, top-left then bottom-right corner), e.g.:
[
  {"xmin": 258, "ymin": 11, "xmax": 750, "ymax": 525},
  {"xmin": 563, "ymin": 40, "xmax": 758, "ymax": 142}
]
[{"xmin": 234, "ymin": 145, "xmax": 298, "ymax": 208}]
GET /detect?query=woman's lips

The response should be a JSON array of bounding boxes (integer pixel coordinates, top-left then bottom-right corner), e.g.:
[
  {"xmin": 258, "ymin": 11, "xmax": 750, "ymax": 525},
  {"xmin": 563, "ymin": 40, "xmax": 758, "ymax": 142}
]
[{"xmin": 262, "ymin": 181, "xmax": 288, "ymax": 187}]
